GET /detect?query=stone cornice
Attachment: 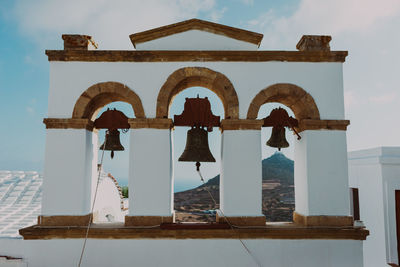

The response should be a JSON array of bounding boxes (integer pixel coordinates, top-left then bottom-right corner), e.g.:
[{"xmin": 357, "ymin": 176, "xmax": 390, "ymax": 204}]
[
  {"xmin": 128, "ymin": 118, "xmax": 173, "ymax": 129},
  {"xmin": 43, "ymin": 118, "xmax": 94, "ymax": 131},
  {"xmin": 298, "ymin": 119, "xmax": 350, "ymax": 132},
  {"xmin": 220, "ymin": 119, "xmax": 264, "ymax": 131},
  {"xmin": 19, "ymin": 223, "xmax": 369, "ymax": 240},
  {"xmin": 45, "ymin": 50, "xmax": 348, "ymax": 62}
]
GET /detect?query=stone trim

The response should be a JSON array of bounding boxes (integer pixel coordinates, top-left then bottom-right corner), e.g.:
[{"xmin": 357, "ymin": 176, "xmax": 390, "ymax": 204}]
[
  {"xmin": 37, "ymin": 214, "xmax": 92, "ymax": 226},
  {"xmin": 19, "ymin": 224, "xmax": 369, "ymax": 240},
  {"xmin": 247, "ymin": 83, "xmax": 320, "ymax": 121},
  {"xmin": 125, "ymin": 216, "xmax": 174, "ymax": 226},
  {"xmin": 128, "ymin": 118, "xmax": 173, "ymax": 129},
  {"xmin": 62, "ymin": 34, "xmax": 98, "ymax": 50},
  {"xmin": 129, "ymin": 19, "xmax": 263, "ymax": 48},
  {"xmin": 298, "ymin": 119, "xmax": 350, "ymax": 132},
  {"xmin": 156, "ymin": 67, "xmax": 239, "ymax": 119},
  {"xmin": 45, "ymin": 50, "xmax": 348, "ymax": 62},
  {"xmin": 72, "ymin": 81, "xmax": 145, "ymax": 120},
  {"xmin": 220, "ymin": 119, "xmax": 263, "ymax": 131},
  {"xmin": 43, "ymin": 118, "xmax": 94, "ymax": 131},
  {"xmin": 296, "ymin": 35, "xmax": 332, "ymax": 52},
  {"xmin": 293, "ymin": 212, "xmax": 354, "ymax": 227},
  {"xmin": 216, "ymin": 214, "xmax": 266, "ymax": 226}
]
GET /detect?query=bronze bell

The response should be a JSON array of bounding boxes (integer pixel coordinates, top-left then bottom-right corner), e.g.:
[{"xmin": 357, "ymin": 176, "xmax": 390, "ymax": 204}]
[
  {"xmin": 266, "ymin": 126, "xmax": 289, "ymax": 151},
  {"xmin": 100, "ymin": 129, "xmax": 124, "ymax": 159},
  {"xmin": 179, "ymin": 127, "xmax": 216, "ymax": 163}
]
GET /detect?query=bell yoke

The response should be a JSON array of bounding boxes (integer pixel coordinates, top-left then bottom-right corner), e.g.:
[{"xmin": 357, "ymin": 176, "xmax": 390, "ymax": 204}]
[{"xmin": 94, "ymin": 108, "xmax": 130, "ymax": 159}]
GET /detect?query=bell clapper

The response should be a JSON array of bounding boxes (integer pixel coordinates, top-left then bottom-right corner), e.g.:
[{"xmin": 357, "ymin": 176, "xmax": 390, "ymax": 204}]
[{"xmin": 196, "ymin": 162, "xmax": 201, "ymax": 173}]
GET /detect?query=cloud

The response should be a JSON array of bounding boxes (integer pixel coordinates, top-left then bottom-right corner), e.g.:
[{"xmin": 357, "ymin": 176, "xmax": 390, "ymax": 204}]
[
  {"xmin": 344, "ymin": 91, "xmax": 359, "ymax": 110},
  {"xmin": 240, "ymin": 0, "xmax": 254, "ymax": 6},
  {"xmin": 247, "ymin": 0, "xmax": 400, "ymax": 49},
  {"xmin": 12, "ymin": 0, "xmax": 218, "ymax": 49},
  {"xmin": 369, "ymin": 92, "xmax": 397, "ymax": 104}
]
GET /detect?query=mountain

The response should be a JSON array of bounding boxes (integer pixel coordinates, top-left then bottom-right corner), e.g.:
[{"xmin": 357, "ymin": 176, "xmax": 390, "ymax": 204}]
[
  {"xmin": 175, "ymin": 153, "xmax": 295, "ymax": 222},
  {"xmin": 200, "ymin": 152, "xmax": 294, "ymax": 188}
]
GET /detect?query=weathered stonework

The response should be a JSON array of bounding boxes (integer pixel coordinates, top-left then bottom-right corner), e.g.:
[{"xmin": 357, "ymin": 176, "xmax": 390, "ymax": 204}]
[
  {"xmin": 219, "ymin": 119, "xmax": 263, "ymax": 131},
  {"xmin": 43, "ymin": 118, "xmax": 94, "ymax": 131},
  {"xmin": 62, "ymin": 34, "xmax": 98, "ymax": 50},
  {"xmin": 128, "ymin": 118, "xmax": 173, "ymax": 129},
  {"xmin": 293, "ymin": 212, "xmax": 354, "ymax": 227},
  {"xmin": 216, "ymin": 214, "xmax": 266, "ymax": 226},
  {"xmin": 125, "ymin": 216, "xmax": 174, "ymax": 226},
  {"xmin": 38, "ymin": 214, "xmax": 92, "ymax": 226},
  {"xmin": 156, "ymin": 67, "xmax": 239, "ymax": 119},
  {"xmin": 296, "ymin": 35, "xmax": 332, "ymax": 52},
  {"xmin": 72, "ymin": 81, "xmax": 145, "ymax": 120},
  {"xmin": 130, "ymin": 18, "xmax": 263, "ymax": 48},
  {"xmin": 45, "ymin": 50, "xmax": 348, "ymax": 62},
  {"xmin": 247, "ymin": 83, "xmax": 320, "ymax": 121},
  {"xmin": 298, "ymin": 119, "xmax": 350, "ymax": 131}
]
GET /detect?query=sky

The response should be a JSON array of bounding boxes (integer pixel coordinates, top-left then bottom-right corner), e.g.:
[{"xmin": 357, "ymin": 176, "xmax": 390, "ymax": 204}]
[{"xmin": 0, "ymin": 0, "xmax": 399, "ymax": 191}]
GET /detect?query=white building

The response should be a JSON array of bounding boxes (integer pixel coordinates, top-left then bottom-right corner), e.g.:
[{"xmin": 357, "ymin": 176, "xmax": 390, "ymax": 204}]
[
  {"xmin": 349, "ymin": 147, "xmax": 400, "ymax": 267},
  {"xmin": 1, "ymin": 19, "xmax": 369, "ymax": 266},
  {"xmin": 0, "ymin": 170, "xmax": 124, "ymax": 266}
]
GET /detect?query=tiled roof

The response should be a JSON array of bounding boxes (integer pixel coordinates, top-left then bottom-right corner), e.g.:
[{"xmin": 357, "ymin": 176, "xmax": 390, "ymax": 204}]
[{"xmin": 0, "ymin": 171, "xmax": 42, "ymax": 238}]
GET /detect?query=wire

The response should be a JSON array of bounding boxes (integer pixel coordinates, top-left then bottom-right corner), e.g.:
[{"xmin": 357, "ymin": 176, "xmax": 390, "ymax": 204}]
[
  {"xmin": 78, "ymin": 131, "xmax": 108, "ymax": 267},
  {"xmin": 196, "ymin": 163, "xmax": 262, "ymax": 267}
]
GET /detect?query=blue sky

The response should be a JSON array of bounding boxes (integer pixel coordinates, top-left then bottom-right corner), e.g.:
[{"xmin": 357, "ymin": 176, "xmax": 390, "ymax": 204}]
[{"xmin": 0, "ymin": 0, "xmax": 399, "ymax": 191}]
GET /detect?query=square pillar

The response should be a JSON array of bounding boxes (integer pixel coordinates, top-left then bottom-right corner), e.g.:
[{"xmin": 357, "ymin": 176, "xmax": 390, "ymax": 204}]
[
  {"xmin": 293, "ymin": 130, "xmax": 353, "ymax": 226},
  {"xmin": 125, "ymin": 119, "xmax": 174, "ymax": 226},
  {"xmin": 40, "ymin": 128, "xmax": 96, "ymax": 226},
  {"xmin": 218, "ymin": 120, "xmax": 265, "ymax": 226}
]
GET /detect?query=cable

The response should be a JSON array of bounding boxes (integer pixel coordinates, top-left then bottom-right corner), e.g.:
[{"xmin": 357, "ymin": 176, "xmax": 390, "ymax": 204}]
[
  {"xmin": 78, "ymin": 131, "xmax": 108, "ymax": 267},
  {"xmin": 196, "ymin": 162, "xmax": 262, "ymax": 267}
]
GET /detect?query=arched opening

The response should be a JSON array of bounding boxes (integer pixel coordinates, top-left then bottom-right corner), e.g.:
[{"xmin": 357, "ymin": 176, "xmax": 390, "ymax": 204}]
[
  {"xmin": 249, "ymin": 83, "xmax": 321, "ymax": 223},
  {"xmin": 72, "ymin": 82, "xmax": 145, "ymax": 223},
  {"xmin": 258, "ymin": 103, "xmax": 295, "ymax": 222},
  {"xmin": 92, "ymin": 101, "xmax": 134, "ymax": 223},
  {"xmin": 171, "ymin": 87, "xmax": 224, "ymax": 223},
  {"xmin": 157, "ymin": 67, "xmax": 238, "ymax": 223}
]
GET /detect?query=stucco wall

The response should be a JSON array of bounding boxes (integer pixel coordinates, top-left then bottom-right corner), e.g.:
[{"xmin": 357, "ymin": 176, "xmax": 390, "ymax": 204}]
[
  {"xmin": 348, "ymin": 147, "xmax": 400, "ymax": 266},
  {"xmin": 21, "ymin": 238, "xmax": 363, "ymax": 267},
  {"xmin": 47, "ymin": 61, "xmax": 344, "ymax": 120}
]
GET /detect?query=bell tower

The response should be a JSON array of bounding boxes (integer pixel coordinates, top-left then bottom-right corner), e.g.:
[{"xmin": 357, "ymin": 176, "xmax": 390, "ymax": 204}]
[{"xmin": 19, "ymin": 19, "xmax": 368, "ymax": 267}]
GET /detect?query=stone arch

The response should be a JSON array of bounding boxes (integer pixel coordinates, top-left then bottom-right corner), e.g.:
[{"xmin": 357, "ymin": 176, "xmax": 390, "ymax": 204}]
[
  {"xmin": 246, "ymin": 83, "xmax": 320, "ymax": 120},
  {"xmin": 72, "ymin": 81, "xmax": 145, "ymax": 120},
  {"xmin": 156, "ymin": 67, "xmax": 239, "ymax": 119}
]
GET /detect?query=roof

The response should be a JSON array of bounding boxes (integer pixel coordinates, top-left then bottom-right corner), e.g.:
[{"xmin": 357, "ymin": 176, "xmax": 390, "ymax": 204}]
[
  {"xmin": 0, "ymin": 170, "xmax": 126, "ymax": 238},
  {"xmin": 0, "ymin": 171, "xmax": 42, "ymax": 238},
  {"xmin": 129, "ymin": 18, "xmax": 263, "ymax": 48}
]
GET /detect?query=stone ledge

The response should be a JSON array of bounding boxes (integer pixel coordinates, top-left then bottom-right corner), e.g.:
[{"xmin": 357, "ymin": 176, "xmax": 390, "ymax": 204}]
[
  {"xmin": 298, "ymin": 119, "xmax": 350, "ymax": 132},
  {"xmin": 38, "ymin": 214, "xmax": 92, "ymax": 226},
  {"xmin": 293, "ymin": 212, "xmax": 354, "ymax": 227},
  {"xmin": 19, "ymin": 223, "xmax": 369, "ymax": 240},
  {"xmin": 125, "ymin": 215, "xmax": 174, "ymax": 226},
  {"xmin": 43, "ymin": 118, "xmax": 94, "ymax": 131},
  {"xmin": 45, "ymin": 50, "xmax": 348, "ymax": 62},
  {"xmin": 128, "ymin": 118, "xmax": 173, "ymax": 129},
  {"xmin": 220, "ymin": 119, "xmax": 263, "ymax": 131},
  {"xmin": 216, "ymin": 214, "xmax": 266, "ymax": 226}
]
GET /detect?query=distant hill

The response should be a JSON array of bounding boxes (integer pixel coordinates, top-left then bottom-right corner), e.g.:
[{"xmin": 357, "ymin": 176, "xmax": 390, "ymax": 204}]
[{"xmin": 201, "ymin": 152, "xmax": 294, "ymax": 187}]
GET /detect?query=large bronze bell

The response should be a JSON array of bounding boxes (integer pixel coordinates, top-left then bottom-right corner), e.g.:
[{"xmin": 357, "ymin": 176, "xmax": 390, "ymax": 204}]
[
  {"xmin": 100, "ymin": 129, "xmax": 125, "ymax": 159},
  {"xmin": 179, "ymin": 127, "xmax": 216, "ymax": 163},
  {"xmin": 266, "ymin": 126, "xmax": 289, "ymax": 151}
]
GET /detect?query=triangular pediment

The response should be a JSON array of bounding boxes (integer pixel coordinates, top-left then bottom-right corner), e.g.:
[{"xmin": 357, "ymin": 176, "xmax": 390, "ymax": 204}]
[{"xmin": 130, "ymin": 19, "xmax": 263, "ymax": 50}]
